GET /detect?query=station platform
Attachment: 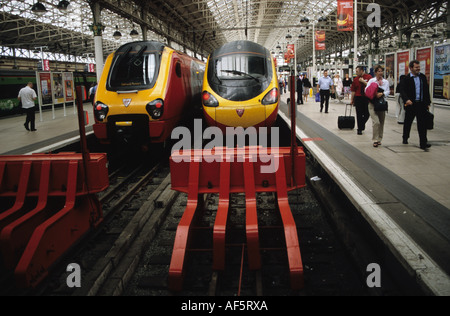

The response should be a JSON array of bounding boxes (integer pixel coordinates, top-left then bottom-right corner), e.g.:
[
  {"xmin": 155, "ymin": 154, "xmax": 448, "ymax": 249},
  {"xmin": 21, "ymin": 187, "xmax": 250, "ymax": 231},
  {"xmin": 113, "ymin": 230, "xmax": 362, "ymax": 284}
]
[
  {"xmin": 0, "ymin": 103, "xmax": 94, "ymax": 155},
  {"xmin": 278, "ymin": 90, "xmax": 450, "ymax": 295}
]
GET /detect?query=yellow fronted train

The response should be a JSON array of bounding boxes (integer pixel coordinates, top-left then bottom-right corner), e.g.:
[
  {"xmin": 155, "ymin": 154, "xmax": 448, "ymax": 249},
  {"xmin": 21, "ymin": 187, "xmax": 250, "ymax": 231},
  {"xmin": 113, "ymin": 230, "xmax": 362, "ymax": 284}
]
[
  {"xmin": 93, "ymin": 41, "xmax": 205, "ymax": 146},
  {"xmin": 202, "ymin": 40, "xmax": 279, "ymax": 131}
]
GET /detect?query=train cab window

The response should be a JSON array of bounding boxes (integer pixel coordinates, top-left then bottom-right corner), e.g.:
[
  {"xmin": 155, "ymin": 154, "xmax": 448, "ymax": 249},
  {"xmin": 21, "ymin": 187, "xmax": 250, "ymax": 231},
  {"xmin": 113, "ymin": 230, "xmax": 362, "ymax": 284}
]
[
  {"xmin": 175, "ymin": 61, "xmax": 182, "ymax": 78},
  {"xmin": 107, "ymin": 45, "xmax": 159, "ymax": 91}
]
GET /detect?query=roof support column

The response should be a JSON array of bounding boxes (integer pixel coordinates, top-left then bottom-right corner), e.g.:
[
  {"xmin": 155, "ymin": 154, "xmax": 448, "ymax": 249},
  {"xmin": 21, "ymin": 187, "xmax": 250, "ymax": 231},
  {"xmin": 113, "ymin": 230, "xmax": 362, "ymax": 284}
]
[
  {"xmin": 312, "ymin": 22, "xmax": 316, "ymax": 81},
  {"xmin": 141, "ymin": 25, "xmax": 148, "ymax": 41},
  {"xmin": 446, "ymin": 0, "xmax": 450, "ymax": 38},
  {"xmin": 89, "ymin": 1, "xmax": 104, "ymax": 82}
]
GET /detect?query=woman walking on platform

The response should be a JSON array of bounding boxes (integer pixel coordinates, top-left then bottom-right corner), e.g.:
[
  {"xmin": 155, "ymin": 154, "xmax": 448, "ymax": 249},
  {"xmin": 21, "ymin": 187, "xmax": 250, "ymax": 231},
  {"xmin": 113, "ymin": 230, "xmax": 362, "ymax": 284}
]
[{"xmin": 365, "ymin": 65, "xmax": 390, "ymax": 148}]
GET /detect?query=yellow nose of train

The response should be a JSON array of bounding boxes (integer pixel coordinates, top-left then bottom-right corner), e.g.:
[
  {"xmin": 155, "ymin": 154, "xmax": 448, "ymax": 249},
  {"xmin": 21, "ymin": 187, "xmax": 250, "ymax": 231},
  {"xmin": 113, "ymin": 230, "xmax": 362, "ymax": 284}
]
[
  {"xmin": 202, "ymin": 87, "xmax": 279, "ymax": 130},
  {"xmin": 202, "ymin": 40, "xmax": 279, "ymax": 131}
]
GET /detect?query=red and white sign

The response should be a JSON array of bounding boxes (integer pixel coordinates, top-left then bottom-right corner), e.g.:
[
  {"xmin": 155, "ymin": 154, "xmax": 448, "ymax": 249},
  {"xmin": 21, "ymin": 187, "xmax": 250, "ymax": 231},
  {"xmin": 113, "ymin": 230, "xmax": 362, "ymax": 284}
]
[
  {"xmin": 315, "ymin": 31, "xmax": 326, "ymax": 51},
  {"xmin": 337, "ymin": 0, "xmax": 354, "ymax": 31},
  {"xmin": 42, "ymin": 59, "xmax": 50, "ymax": 71},
  {"xmin": 88, "ymin": 63, "xmax": 96, "ymax": 73}
]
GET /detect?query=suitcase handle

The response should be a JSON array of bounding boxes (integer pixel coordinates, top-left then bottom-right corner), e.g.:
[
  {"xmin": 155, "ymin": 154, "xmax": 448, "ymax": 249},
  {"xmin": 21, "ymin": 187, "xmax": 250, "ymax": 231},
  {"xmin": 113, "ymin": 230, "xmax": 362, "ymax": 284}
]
[{"xmin": 345, "ymin": 103, "xmax": 353, "ymax": 116}]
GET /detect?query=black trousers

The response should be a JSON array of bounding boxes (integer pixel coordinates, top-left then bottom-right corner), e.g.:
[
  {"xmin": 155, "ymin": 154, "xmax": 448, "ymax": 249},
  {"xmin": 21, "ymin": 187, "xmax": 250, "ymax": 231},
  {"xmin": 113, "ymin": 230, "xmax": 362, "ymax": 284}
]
[
  {"xmin": 297, "ymin": 90, "xmax": 303, "ymax": 104},
  {"xmin": 403, "ymin": 101, "xmax": 428, "ymax": 147},
  {"xmin": 24, "ymin": 107, "xmax": 36, "ymax": 130},
  {"xmin": 320, "ymin": 89, "xmax": 330, "ymax": 112},
  {"xmin": 354, "ymin": 96, "xmax": 370, "ymax": 131}
]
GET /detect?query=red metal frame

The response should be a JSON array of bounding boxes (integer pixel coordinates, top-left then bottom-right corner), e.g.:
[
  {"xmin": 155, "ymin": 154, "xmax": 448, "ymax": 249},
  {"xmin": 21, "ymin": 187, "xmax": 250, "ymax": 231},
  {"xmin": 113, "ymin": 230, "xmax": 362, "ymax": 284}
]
[
  {"xmin": 0, "ymin": 153, "xmax": 108, "ymax": 288},
  {"xmin": 169, "ymin": 146, "xmax": 306, "ymax": 291}
]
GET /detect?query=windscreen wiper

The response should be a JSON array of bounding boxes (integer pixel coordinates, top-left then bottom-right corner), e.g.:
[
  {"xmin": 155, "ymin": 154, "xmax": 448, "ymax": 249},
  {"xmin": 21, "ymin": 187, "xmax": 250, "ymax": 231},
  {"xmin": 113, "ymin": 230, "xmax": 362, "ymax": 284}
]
[
  {"xmin": 128, "ymin": 45, "xmax": 147, "ymax": 67},
  {"xmin": 221, "ymin": 69, "xmax": 260, "ymax": 82}
]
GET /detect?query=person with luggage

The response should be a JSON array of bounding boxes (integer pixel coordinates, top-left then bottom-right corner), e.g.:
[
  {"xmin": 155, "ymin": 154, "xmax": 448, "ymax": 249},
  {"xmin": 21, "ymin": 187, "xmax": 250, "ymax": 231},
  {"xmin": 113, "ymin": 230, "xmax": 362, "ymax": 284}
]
[
  {"xmin": 365, "ymin": 65, "xmax": 390, "ymax": 148},
  {"xmin": 399, "ymin": 60, "xmax": 432, "ymax": 150},
  {"xmin": 316, "ymin": 70, "xmax": 334, "ymax": 113},
  {"xmin": 350, "ymin": 66, "xmax": 372, "ymax": 135},
  {"xmin": 302, "ymin": 74, "xmax": 312, "ymax": 103}
]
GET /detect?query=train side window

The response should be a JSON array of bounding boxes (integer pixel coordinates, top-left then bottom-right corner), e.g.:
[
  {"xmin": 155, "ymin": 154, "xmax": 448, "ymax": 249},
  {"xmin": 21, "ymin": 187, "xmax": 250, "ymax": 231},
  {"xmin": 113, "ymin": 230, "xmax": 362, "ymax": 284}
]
[{"xmin": 175, "ymin": 61, "xmax": 182, "ymax": 78}]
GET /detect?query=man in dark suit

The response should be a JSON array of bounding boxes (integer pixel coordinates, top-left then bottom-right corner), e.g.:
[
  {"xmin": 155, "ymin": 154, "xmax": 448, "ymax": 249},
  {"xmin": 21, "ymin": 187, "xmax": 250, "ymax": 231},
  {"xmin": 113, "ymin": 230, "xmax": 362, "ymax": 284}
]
[{"xmin": 399, "ymin": 60, "xmax": 432, "ymax": 150}]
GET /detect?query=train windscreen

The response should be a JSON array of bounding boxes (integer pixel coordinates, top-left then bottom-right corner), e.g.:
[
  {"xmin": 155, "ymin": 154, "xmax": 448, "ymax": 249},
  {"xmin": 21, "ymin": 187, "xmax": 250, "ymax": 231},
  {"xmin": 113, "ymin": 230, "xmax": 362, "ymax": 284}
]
[
  {"xmin": 215, "ymin": 54, "xmax": 267, "ymax": 82},
  {"xmin": 208, "ymin": 52, "xmax": 272, "ymax": 101},
  {"xmin": 107, "ymin": 44, "xmax": 160, "ymax": 91}
]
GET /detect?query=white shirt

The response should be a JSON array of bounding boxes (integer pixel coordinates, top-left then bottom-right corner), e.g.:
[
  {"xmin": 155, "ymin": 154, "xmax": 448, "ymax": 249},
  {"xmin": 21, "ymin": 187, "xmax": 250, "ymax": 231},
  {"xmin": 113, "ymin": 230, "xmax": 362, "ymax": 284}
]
[
  {"xmin": 365, "ymin": 77, "xmax": 390, "ymax": 98},
  {"xmin": 18, "ymin": 86, "xmax": 37, "ymax": 109},
  {"xmin": 318, "ymin": 76, "xmax": 333, "ymax": 90}
]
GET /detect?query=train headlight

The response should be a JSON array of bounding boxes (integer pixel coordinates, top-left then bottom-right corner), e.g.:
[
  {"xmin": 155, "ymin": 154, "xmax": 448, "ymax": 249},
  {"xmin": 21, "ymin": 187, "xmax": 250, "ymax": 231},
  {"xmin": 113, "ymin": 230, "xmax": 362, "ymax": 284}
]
[
  {"xmin": 262, "ymin": 88, "xmax": 279, "ymax": 105},
  {"xmin": 146, "ymin": 99, "xmax": 164, "ymax": 119},
  {"xmin": 94, "ymin": 101, "xmax": 109, "ymax": 121},
  {"xmin": 202, "ymin": 91, "xmax": 219, "ymax": 107}
]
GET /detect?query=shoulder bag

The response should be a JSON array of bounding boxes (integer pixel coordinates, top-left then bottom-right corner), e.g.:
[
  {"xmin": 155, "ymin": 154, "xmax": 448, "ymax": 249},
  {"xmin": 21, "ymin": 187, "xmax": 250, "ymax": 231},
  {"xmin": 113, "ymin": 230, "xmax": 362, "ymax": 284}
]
[{"xmin": 373, "ymin": 96, "xmax": 388, "ymax": 112}]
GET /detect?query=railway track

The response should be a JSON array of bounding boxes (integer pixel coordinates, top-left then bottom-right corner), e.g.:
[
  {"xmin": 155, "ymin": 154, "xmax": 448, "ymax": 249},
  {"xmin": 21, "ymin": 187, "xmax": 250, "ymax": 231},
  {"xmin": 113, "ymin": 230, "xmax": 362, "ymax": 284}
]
[{"xmin": 0, "ymin": 118, "xmax": 412, "ymax": 297}]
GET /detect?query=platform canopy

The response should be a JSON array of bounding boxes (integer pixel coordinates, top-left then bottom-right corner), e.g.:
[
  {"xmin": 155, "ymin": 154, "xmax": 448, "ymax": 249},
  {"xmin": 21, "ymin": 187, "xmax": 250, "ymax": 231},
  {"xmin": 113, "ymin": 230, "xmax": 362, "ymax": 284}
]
[{"xmin": 0, "ymin": 0, "xmax": 448, "ymax": 63}]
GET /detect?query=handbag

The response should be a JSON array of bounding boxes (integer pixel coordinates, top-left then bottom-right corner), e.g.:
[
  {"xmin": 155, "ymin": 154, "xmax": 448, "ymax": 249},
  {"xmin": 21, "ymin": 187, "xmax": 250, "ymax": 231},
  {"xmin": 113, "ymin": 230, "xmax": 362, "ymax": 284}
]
[
  {"xmin": 425, "ymin": 110, "xmax": 434, "ymax": 130},
  {"xmin": 373, "ymin": 96, "xmax": 388, "ymax": 112},
  {"xmin": 315, "ymin": 92, "xmax": 320, "ymax": 102}
]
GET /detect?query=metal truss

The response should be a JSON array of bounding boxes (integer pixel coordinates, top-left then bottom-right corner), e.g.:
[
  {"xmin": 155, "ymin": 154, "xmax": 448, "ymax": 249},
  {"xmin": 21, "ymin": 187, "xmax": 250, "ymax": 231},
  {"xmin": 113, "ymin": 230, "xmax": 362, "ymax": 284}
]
[{"xmin": 0, "ymin": 0, "xmax": 448, "ymax": 66}]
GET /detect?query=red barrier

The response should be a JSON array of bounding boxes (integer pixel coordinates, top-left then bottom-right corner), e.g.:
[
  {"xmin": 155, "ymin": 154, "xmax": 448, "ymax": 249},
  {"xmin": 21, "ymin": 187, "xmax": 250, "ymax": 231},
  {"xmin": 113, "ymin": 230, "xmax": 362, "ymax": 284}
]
[
  {"xmin": 168, "ymin": 146, "xmax": 305, "ymax": 291},
  {"xmin": 0, "ymin": 153, "xmax": 108, "ymax": 288}
]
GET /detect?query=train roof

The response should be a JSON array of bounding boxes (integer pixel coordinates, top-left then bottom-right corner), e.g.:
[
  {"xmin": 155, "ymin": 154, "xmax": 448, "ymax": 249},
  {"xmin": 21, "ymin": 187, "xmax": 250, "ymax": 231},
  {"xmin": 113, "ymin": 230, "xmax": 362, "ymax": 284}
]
[
  {"xmin": 114, "ymin": 41, "xmax": 166, "ymax": 55},
  {"xmin": 210, "ymin": 40, "xmax": 270, "ymax": 59}
]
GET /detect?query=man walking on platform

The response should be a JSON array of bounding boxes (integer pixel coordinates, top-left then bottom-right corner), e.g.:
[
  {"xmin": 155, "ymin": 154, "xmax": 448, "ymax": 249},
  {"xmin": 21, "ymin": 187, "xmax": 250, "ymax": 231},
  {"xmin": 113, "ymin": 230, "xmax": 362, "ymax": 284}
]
[
  {"xmin": 18, "ymin": 82, "xmax": 38, "ymax": 131},
  {"xmin": 400, "ymin": 60, "xmax": 432, "ymax": 150},
  {"xmin": 351, "ymin": 66, "xmax": 372, "ymax": 135},
  {"xmin": 317, "ymin": 70, "xmax": 334, "ymax": 113}
]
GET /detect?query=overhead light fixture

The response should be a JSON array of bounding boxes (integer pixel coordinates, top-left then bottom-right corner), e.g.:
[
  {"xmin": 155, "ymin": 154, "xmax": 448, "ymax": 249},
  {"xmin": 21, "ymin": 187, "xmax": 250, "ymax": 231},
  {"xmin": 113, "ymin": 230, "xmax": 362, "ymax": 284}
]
[
  {"xmin": 318, "ymin": 11, "xmax": 327, "ymax": 23},
  {"xmin": 57, "ymin": 0, "xmax": 71, "ymax": 12},
  {"xmin": 130, "ymin": 29, "xmax": 139, "ymax": 40},
  {"xmin": 286, "ymin": 33, "xmax": 292, "ymax": 39},
  {"xmin": 431, "ymin": 33, "xmax": 439, "ymax": 38},
  {"xmin": 31, "ymin": 1, "xmax": 47, "ymax": 16},
  {"xmin": 276, "ymin": 44, "xmax": 281, "ymax": 50},
  {"xmin": 113, "ymin": 25, "xmax": 122, "ymax": 40}
]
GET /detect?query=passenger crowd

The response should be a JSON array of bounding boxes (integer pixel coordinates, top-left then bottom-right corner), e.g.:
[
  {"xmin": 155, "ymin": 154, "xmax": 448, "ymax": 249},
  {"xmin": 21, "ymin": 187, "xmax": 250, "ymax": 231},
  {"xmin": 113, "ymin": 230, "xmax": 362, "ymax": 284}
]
[{"xmin": 281, "ymin": 60, "xmax": 432, "ymax": 151}]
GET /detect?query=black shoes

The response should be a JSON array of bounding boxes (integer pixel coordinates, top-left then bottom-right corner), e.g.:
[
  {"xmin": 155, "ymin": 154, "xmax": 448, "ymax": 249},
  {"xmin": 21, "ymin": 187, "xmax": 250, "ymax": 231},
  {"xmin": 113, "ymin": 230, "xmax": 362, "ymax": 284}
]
[
  {"xmin": 402, "ymin": 139, "xmax": 408, "ymax": 144},
  {"xmin": 420, "ymin": 144, "xmax": 431, "ymax": 150},
  {"xmin": 31, "ymin": 129, "xmax": 37, "ymax": 132},
  {"xmin": 24, "ymin": 123, "xmax": 30, "ymax": 131},
  {"xmin": 357, "ymin": 130, "xmax": 362, "ymax": 135}
]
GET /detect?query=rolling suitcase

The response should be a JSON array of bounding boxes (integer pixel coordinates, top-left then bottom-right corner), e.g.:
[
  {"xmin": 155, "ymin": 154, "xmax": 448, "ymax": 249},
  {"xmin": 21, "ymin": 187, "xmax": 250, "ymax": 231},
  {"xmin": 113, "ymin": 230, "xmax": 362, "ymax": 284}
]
[{"xmin": 338, "ymin": 104, "xmax": 355, "ymax": 129}]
